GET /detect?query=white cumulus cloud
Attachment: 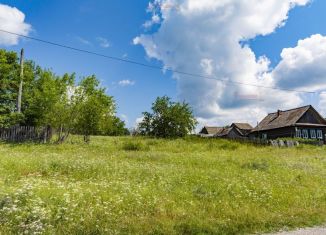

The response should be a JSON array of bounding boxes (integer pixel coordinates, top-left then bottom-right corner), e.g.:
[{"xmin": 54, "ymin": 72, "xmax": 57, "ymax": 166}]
[
  {"xmin": 134, "ymin": 0, "xmax": 312, "ymax": 126},
  {"xmin": 273, "ymin": 34, "xmax": 326, "ymax": 91},
  {"xmin": 143, "ymin": 14, "xmax": 161, "ymax": 29},
  {"xmin": 118, "ymin": 79, "xmax": 135, "ymax": 87},
  {"xmin": 0, "ymin": 4, "xmax": 31, "ymax": 46},
  {"xmin": 319, "ymin": 93, "xmax": 326, "ymax": 117}
]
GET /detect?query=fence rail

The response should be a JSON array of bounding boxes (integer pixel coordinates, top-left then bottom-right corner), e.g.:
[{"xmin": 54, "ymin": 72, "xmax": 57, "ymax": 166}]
[{"xmin": 0, "ymin": 126, "xmax": 52, "ymax": 143}]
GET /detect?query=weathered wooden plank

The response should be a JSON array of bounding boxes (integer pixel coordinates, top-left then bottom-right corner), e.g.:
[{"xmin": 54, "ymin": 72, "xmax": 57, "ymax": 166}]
[{"xmin": 0, "ymin": 126, "xmax": 52, "ymax": 143}]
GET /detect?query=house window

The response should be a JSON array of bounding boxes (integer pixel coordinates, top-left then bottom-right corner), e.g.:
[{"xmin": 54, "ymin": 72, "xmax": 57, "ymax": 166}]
[
  {"xmin": 302, "ymin": 129, "xmax": 309, "ymax": 139},
  {"xmin": 310, "ymin": 130, "xmax": 316, "ymax": 139},
  {"xmin": 317, "ymin": 130, "xmax": 323, "ymax": 139},
  {"xmin": 262, "ymin": 133, "xmax": 267, "ymax": 139},
  {"xmin": 296, "ymin": 129, "xmax": 302, "ymax": 138}
]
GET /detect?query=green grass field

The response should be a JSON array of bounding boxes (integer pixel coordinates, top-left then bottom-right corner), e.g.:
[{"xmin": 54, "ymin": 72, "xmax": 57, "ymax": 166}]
[{"xmin": 0, "ymin": 137, "xmax": 325, "ymax": 234}]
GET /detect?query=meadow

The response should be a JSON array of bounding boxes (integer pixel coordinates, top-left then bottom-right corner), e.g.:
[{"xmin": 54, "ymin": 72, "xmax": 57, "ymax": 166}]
[{"xmin": 0, "ymin": 136, "xmax": 325, "ymax": 235}]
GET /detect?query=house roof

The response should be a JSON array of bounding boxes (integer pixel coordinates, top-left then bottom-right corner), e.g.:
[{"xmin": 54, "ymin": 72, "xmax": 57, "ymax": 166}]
[
  {"xmin": 201, "ymin": 126, "xmax": 224, "ymax": 135},
  {"xmin": 232, "ymin": 123, "xmax": 253, "ymax": 130},
  {"xmin": 217, "ymin": 124, "xmax": 252, "ymax": 137},
  {"xmin": 217, "ymin": 127, "xmax": 231, "ymax": 137},
  {"xmin": 252, "ymin": 105, "xmax": 325, "ymax": 132}
]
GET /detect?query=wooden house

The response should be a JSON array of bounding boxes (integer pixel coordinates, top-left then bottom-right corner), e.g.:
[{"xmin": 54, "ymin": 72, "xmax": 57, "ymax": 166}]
[
  {"xmin": 217, "ymin": 123, "xmax": 253, "ymax": 139},
  {"xmin": 250, "ymin": 105, "xmax": 326, "ymax": 143},
  {"xmin": 199, "ymin": 126, "xmax": 223, "ymax": 137}
]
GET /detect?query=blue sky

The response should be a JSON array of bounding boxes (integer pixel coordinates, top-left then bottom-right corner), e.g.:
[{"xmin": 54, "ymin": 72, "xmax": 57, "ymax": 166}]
[
  {"xmin": 250, "ymin": 1, "xmax": 326, "ymax": 66},
  {"xmin": 1, "ymin": 0, "xmax": 326, "ymax": 127}
]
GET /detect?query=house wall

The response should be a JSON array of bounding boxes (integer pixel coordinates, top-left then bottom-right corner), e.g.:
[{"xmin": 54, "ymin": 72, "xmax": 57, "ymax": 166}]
[
  {"xmin": 250, "ymin": 127, "xmax": 295, "ymax": 139},
  {"xmin": 250, "ymin": 126, "xmax": 326, "ymax": 143},
  {"xmin": 249, "ymin": 107, "xmax": 326, "ymax": 144},
  {"xmin": 226, "ymin": 128, "xmax": 243, "ymax": 139},
  {"xmin": 295, "ymin": 126, "xmax": 326, "ymax": 143},
  {"xmin": 298, "ymin": 109, "xmax": 324, "ymax": 124}
]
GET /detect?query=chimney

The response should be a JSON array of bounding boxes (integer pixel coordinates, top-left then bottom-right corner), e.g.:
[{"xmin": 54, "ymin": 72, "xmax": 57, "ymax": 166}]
[{"xmin": 277, "ymin": 110, "xmax": 282, "ymax": 117}]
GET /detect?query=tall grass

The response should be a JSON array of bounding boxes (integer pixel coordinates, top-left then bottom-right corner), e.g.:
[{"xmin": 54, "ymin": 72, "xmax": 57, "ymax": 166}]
[{"xmin": 0, "ymin": 136, "xmax": 325, "ymax": 234}]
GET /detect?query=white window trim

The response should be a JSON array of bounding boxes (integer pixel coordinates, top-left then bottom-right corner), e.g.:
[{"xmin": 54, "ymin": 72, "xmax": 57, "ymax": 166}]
[
  {"xmin": 302, "ymin": 129, "xmax": 309, "ymax": 139},
  {"xmin": 296, "ymin": 129, "xmax": 302, "ymax": 138},
  {"xmin": 317, "ymin": 130, "xmax": 323, "ymax": 139},
  {"xmin": 310, "ymin": 130, "xmax": 316, "ymax": 139}
]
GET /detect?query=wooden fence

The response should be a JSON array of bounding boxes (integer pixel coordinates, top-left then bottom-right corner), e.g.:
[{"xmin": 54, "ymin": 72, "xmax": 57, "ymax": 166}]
[{"xmin": 0, "ymin": 126, "xmax": 52, "ymax": 143}]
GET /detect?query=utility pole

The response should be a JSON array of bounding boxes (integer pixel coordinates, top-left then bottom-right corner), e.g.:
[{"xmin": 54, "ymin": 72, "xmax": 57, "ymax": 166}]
[{"xmin": 17, "ymin": 48, "xmax": 24, "ymax": 113}]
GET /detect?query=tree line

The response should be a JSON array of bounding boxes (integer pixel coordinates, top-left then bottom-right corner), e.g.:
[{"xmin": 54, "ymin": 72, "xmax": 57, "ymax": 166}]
[
  {"xmin": 0, "ymin": 49, "xmax": 197, "ymax": 142},
  {"xmin": 0, "ymin": 49, "xmax": 128, "ymax": 142}
]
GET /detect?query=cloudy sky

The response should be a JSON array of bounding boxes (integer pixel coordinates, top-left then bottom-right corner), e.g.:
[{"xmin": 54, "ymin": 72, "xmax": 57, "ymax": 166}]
[{"xmin": 1, "ymin": 0, "xmax": 326, "ymax": 128}]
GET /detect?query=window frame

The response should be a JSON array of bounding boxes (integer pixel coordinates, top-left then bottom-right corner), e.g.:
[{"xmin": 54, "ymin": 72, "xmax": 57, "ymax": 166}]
[
  {"xmin": 317, "ymin": 130, "xmax": 323, "ymax": 139},
  {"xmin": 310, "ymin": 129, "xmax": 316, "ymax": 139},
  {"xmin": 302, "ymin": 129, "xmax": 309, "ymax": 139},
  {"xmin": 296, "ymin": 129, "xmax": 302, "ymax": 138}
]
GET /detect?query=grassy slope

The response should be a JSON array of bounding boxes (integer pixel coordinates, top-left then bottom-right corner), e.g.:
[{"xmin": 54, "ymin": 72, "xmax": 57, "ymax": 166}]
[{"xmin": 0, "ymin": 136, "xmax": 325, "ymax": 235}]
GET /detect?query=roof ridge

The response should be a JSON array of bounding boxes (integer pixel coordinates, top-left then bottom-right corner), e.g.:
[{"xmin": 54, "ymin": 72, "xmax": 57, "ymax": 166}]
[{"xmin": 267, "ymin": 105, "xmax": 311, "ymax": 115}]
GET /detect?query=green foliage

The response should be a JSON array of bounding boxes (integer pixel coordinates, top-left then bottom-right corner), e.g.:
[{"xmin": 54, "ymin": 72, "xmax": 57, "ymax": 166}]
[
  {"xmin": 72, "ymin": 75, "xmax": 119, "ymax": 142},
  {"xmin": 100, "ymin": 116, "xmax": 130, "ymax": 136},
  {"xmin": 0, "ymin": 49, "xmax": 127, "ymax": 142},
  {"xmin": 0, "ymin": 50, "xmax": 37, "ymax": 127},
  {"xmin": 0, "ymin": 137, "xmax": 326, "ymax": 234},
  {"xmin": 0, "ymin": 50, "xmax": 20, "ymax": 127},
  {"xmin": 24, "ymin": 70, "xmax": 74, "ymax": 127},
  {"xmin": 138, "ymin": 96, "xmax": 197, "ymax": 138}
]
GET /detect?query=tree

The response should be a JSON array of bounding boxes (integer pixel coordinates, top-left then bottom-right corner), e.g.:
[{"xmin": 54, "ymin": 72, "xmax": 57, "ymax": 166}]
[
  {"xmin": 41, "ymin": 73, "xmax": 76, "ymax": 143},
  {"xmin": 0, "ymin": 49, "xmax": 128, "ymax": 143},
  {"xmin": 0, "ymin": 50, "xmax": 20, "ymax": 127},
  {"xmin": 99, "ymin": 116, "xmax": 129, "ymax": 136},
  {"xmin": 73, "ymin": 75, "xmax": 116, "ymax": 142},
  {"xmin": 138, "ymin": 96, "xmax": 197, "ymax": 138}
]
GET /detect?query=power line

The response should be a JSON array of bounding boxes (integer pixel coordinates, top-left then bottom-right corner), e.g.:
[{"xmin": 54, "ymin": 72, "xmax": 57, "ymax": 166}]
[{"xmin": 0, "ymin": 28, "xmax": 323, "ymax": 95}]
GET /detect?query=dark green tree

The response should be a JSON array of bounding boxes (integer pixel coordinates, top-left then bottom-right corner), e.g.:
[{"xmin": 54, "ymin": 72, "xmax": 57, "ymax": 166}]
[{"xmin": 138, "ymin": 96, "xmax": 197, "ymax": 138}]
